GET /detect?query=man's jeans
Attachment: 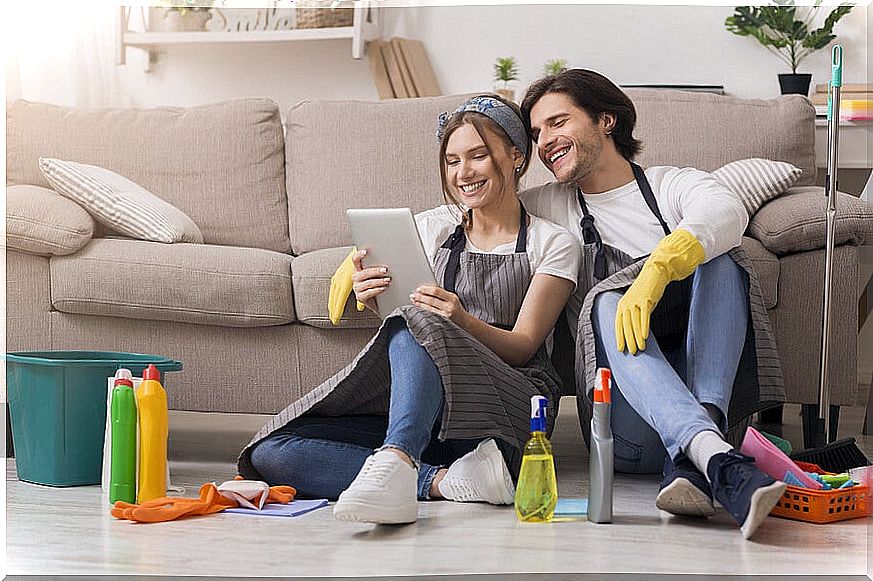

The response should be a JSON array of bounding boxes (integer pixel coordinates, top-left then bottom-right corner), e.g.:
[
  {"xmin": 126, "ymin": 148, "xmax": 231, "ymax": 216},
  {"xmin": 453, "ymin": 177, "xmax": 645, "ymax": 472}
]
[
  {"xmin": 250, "ymin": 318, "xmax": 476, "ymax": 499},
  {"xmin": 591, "ymin": 253, "xmax": 749, "ymax": 473}
]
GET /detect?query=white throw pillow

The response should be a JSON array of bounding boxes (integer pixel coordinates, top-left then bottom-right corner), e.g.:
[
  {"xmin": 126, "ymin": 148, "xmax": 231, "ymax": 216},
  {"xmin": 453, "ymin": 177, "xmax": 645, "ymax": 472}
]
[
  {"xmin": 39, "ymin": 158, "xmax": 203, "ymax": 244},
  {"xmin": 712, "ymin": 158, "xmax": 802, "ymax": 217}
]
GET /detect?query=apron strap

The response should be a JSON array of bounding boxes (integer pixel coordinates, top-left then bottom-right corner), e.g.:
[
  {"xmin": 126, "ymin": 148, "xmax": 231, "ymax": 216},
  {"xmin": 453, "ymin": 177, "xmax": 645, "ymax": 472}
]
[
  {"xmin": 631, "ymin": 162, "xmax": 671, "ymax": 237},
  {"xmin": 441, "ymin": 204, "xmax": 529, "ymax": 293}
]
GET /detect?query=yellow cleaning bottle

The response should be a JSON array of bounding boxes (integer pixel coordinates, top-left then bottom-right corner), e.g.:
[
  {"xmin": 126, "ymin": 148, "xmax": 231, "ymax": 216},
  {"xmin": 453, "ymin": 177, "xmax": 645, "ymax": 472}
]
[
  {"xmin": 514, "ymin": 395, "xmax": 558, "ymax": 522},
  {"xmin": 136, "ymin": 364, "xmax": 168, "ymax": 503}
]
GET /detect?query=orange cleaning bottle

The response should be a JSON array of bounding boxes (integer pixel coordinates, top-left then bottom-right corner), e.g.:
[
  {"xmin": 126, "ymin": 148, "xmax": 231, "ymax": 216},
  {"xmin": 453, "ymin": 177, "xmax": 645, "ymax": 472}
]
[{"xmin": 136, "ymin": 364, "xmax": 168, "ymax": 503}]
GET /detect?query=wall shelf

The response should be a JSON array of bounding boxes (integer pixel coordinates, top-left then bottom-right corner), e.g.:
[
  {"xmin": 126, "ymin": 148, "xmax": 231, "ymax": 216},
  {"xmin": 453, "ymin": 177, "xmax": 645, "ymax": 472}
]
[{"xmin": 117, "ymin": 2, "xmax": 379, "ymax": 71}]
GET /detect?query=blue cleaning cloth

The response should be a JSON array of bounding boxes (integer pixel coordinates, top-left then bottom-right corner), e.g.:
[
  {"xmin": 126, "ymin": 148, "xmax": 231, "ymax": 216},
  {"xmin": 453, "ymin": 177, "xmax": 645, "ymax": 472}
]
[
  {"xmin": 783, "ymin": 471, "xmax": 805, "ymax": 487},
  {"xmin": 554, "ymin": 498, "xmax": 588, "ymax": 517},
  {"xmin": 224, "ymin": 499, "xmax": 329, "ymax": 517}
]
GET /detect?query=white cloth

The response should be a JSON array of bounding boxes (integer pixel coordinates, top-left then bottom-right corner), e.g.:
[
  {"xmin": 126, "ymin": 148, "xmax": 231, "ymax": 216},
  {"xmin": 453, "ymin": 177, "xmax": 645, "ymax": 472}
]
[
  {"xmin": 520, "ymin": 165, "xmax": 749, "ymax": 336},
  {"xmin": 415, "ymin": 205, "xmax": 582, "ymax": 290}
]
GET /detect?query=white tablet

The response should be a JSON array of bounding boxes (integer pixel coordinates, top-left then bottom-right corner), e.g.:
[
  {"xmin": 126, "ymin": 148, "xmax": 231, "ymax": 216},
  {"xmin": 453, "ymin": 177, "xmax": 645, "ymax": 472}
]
[{"xmin": 346, "ymin": 208, "xmax": 438, "ymax": 318}]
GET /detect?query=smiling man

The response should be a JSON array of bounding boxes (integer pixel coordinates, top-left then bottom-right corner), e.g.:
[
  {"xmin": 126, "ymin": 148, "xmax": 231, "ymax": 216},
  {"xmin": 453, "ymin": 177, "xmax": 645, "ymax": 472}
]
[{"xmin": 519, "ymin": 69, "xmax": 787, "ymax": 539}]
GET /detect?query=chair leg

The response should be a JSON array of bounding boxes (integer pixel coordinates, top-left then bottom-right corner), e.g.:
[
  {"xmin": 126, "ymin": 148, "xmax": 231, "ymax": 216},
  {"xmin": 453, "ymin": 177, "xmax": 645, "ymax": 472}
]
[{"xmin": 801, "ymin": 404, "xmax": 841, "ymax": 449}]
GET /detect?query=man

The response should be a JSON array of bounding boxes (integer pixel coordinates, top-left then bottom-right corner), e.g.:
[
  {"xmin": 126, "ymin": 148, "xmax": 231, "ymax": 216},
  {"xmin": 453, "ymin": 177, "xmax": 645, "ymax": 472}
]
[{"xmin": 520, "ymin": 69, "xmax": 786, "ymax": 539}]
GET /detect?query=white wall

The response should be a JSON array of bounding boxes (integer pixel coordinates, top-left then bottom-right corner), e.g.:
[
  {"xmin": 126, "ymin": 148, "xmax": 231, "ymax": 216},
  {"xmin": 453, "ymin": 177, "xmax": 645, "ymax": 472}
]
[
  {"xmin": 384, "ymin": 4, "xmax": 869, "ymax": 100},
  {"xmin": 109, "ymin": 4, "xmax": 868, "ymax": 113}
]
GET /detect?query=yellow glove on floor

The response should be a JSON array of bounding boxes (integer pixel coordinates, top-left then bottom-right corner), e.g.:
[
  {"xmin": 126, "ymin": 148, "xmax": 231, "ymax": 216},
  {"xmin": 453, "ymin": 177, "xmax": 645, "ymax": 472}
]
[
  {"xmin": 615, "ymin": 229, "xmax": 705, "ymax": 355},
  {"xmin": 328, "ymin": 247, "xmax": 366, "ymax": 326}
]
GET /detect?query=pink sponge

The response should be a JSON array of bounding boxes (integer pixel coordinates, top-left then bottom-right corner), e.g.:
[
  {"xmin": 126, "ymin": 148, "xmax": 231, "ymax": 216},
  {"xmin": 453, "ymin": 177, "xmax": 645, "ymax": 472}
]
[{"xmin": 740, "ymin": 427, "xmax": 822, "ymax": 489}]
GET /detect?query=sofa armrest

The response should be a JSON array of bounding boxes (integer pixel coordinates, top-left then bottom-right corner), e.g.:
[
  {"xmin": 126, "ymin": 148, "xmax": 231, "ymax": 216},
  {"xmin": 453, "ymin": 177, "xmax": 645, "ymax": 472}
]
[
  {"xmin": 6, "ymin": 185, "xmax": 95, "ymax": 256},
  {"xmin": 748, "ymin": 186, "xmax": 873, "ymax": 255}
]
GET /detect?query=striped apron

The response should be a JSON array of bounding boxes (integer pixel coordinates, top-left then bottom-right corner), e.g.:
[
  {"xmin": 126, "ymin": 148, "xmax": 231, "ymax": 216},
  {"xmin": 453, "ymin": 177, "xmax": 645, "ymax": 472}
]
[
  {"xmin": 572, "ymin": 163, "xmax": 785, "ymax": 447},
  {"xmin": 238, "ymin": 205, "xmax": 562, "ymax": 478}
]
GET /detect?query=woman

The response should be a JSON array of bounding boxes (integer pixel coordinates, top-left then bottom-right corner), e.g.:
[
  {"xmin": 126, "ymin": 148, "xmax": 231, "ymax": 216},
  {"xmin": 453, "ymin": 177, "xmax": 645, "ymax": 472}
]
[{"xmin": 237, "ymin": 95, "xmax": 581, "ymax": 525}]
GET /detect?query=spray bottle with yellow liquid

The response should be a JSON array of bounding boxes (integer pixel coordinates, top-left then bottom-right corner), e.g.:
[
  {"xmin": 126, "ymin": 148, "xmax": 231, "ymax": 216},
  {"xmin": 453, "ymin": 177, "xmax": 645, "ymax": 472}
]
[{"xmin": 514, "ymin": 395, "xmax": 558, "ymax": 522}]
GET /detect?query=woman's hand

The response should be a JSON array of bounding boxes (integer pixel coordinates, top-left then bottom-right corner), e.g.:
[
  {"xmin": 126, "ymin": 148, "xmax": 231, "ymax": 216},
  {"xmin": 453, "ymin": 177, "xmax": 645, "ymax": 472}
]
[
  {"xmin": 411, "ymin": 285, "xmax": 470, "ymax": 328},
  {"xmin": 351, "ymin": 249, "xmax": 390, "ymax": 313}
]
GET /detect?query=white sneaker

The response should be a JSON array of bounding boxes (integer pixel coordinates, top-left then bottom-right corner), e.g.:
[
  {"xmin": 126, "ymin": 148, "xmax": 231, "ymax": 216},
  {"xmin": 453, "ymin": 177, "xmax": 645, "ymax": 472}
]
[
  {"xmin": 333, "ymin": 449, "xmax": 418, "ymax": 524},
  {"xmin": 438, "ymin": 439, "xmax": 515, "ymax": 505}
]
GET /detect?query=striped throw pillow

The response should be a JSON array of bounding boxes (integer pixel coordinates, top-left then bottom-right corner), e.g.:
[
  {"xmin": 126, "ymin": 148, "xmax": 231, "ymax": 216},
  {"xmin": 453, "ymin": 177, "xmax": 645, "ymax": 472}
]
[
  {"xmin": 712, "ymin": 158, "xmax": 802, "ymax": 217},
  {"xmin": 39, "ymin": 158, "xmax": 203, "ymax": 244}
]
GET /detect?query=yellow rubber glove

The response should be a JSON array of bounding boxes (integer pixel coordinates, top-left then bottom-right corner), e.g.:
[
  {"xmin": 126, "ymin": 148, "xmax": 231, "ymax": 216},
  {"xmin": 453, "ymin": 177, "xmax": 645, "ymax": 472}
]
[
  {"xmin": 615, "ymin": 229, "xmax": 705, "ymax": 355},
  {"xmin": 328, "ymin": 247, "xmax": 366, "ymax": 326}
]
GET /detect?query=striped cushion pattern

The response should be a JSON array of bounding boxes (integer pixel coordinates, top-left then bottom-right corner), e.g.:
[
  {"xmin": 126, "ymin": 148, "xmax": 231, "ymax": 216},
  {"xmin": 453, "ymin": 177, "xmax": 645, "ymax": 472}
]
[
  {"xmin": 712, "ymin": 158, "xmax": 802, "ymax": 216},
  {"xmin": 39, "ymin": 158, "xmax": 203, "ymax": 244}
]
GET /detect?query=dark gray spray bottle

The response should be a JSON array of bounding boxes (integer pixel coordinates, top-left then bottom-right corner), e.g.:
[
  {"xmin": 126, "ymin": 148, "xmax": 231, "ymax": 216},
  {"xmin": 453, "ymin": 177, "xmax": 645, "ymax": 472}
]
[{"xmin": 588, "ymin": 367, "xmax": 613, "ymax": 523}]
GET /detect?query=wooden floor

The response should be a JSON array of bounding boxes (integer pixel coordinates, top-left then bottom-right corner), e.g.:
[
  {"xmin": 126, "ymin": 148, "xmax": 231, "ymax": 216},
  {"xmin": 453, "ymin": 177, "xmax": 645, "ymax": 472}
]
[{"xmin": 6, "ymin": 395, "xmax": 872, "ymax": 578}]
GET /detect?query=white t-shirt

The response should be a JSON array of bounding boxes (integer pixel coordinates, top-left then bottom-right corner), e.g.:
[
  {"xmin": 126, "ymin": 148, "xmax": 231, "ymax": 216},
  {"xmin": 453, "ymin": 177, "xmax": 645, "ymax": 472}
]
[
  {"xmin": 415, "ymin": 205, "xmax": 581, "ymax": 290},
  {"xmin": 520, "ymin": 165, "xmax": 749, "ymax": 337}
]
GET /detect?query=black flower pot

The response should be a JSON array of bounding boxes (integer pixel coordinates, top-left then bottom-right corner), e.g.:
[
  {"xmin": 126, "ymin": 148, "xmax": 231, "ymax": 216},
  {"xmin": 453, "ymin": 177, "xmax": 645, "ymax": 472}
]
[{"xmin": 778, "ymin": 73, "xmax": 813, "ymax": 96}]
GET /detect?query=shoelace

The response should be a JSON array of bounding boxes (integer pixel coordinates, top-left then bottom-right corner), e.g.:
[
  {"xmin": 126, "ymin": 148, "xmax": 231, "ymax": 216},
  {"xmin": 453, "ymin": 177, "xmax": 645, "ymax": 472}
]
[
  {"xmin": 445, "ymin": 476, "xmax": 481, "ymax": 502},
  {"xmin": 710, "ymin": 450, "xmax": 757, "ymax": 506},
  {"xmin": 357, "ymin": 456, "xmax": 397, "ymax": 485}
]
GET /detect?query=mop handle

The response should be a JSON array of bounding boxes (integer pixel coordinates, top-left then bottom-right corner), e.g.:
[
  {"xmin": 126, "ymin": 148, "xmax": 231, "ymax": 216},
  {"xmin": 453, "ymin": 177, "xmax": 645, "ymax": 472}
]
[{"xmin": 818, "ymin": 45, "xmax": 842, "ymax": 439}]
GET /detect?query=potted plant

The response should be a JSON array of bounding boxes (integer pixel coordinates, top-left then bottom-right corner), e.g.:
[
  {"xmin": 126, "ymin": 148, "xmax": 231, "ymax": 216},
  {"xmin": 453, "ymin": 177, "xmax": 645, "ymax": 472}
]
[
  {"xmin": 160, "ymin": 0, "xmax": 214, "ymax": 32},
  {"xmin": 543, "ymin": 59, "xmax": 568, "ymax": 77},
  {"xmin": 725, "ymin": 3, "xmax": 852, "ymax": 96},
  {"xmin": 493, "ymin": 56, "xmax": 519, "ymax": 102}
]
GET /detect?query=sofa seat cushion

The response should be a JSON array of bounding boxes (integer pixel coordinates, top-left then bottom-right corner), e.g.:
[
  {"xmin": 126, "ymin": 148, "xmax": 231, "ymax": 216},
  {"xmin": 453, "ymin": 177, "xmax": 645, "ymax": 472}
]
[
  {"xmin": 749, "ymin": 186, "xmax": 873, "ymax": 255},
  {"xmin": 739, "ymin": 237, "xmax": 779, "ymax": 310},
  {"xmin": 50, "ymin": 238, "xmax": 295, "ymax": 327},
  {"xmin": 292, "ymin": 246, "xmax": 381, "ymax": 329}
]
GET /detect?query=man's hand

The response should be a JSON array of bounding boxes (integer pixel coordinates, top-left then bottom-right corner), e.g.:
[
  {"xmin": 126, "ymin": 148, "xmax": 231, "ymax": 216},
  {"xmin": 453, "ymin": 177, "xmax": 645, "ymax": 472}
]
[
  {"xmin": 411, "ymin": 285, "xmax": 470, "ymax": 328},
  {"xmin": 615, "ymin": 229, "xmax": 705, "ymax": 355}
]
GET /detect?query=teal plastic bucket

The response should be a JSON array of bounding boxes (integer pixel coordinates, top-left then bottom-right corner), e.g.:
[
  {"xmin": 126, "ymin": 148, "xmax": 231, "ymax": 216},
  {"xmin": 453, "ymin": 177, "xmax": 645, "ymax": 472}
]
[{"xmin": 6, "ymin": 351, "xmax": 182, "ymax": 487}]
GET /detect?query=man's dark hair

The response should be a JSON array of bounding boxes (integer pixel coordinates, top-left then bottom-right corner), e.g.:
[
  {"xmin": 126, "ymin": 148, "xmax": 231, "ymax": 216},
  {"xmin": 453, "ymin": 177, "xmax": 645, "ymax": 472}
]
[{"xmin": 521, "ymin": 69, "xmax": 642, "ymax": 161}]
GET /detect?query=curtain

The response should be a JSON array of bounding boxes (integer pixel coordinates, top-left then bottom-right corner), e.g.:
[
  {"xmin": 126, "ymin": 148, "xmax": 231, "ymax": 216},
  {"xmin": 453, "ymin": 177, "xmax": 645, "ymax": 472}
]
[{"xmin": 5, "ymin": 2, "xmax": 125, "ymax": 107}]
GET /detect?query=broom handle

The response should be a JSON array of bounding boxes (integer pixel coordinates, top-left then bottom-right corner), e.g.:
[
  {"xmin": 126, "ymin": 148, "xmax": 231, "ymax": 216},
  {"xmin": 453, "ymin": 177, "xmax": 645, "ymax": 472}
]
[{"xmin": 819, "ymin": 45, "xmax": 842, "ymax": 443}]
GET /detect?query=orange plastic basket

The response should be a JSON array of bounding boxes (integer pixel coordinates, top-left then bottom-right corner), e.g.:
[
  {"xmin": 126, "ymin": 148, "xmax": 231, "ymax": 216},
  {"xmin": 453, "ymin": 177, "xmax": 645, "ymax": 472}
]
[{"xmin": 771, "ymin": 484, "xmax": 868, "ymax": 523}]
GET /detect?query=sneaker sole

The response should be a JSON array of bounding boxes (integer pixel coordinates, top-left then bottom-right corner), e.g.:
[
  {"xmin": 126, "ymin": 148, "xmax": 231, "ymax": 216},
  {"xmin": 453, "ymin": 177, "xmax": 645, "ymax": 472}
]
[
  {"xmin": 740, "ymin": 481, "xmax": 787, "ymax": 540},
  {"xmin": 333, "ymin": 499, "xmax": 418, "ymax": 524},
  {"xmin": 656, "ymin": 477, "xmax": 716, "ymax": 517}
]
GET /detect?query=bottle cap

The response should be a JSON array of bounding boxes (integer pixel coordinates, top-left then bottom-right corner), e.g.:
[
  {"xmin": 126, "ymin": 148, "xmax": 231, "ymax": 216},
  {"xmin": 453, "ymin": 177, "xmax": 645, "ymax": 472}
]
[
  {"xmin": 114, "ymin": 368, "xmax": 133, "ymax": 381},
  {"xmin": 113, "ymin": 378, "xmax": 134, "ymax": 388},
  {"xmin": 530, "ymin": 395, "xmax": 548, "ymax": 432},
  {"xmin": 143, "ymin": 364, "xmax": 161, "ymax": 381},
  {"xmin": 594, "ymin": 368, "xmax": 612, "ymax": 404}
]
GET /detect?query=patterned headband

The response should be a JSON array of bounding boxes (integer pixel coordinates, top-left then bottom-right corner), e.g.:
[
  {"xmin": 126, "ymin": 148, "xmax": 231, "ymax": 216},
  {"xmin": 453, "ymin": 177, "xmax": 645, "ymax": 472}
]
[{"xmin": 435, "ymin": 96, "xmax": 529, "ymax": 157}]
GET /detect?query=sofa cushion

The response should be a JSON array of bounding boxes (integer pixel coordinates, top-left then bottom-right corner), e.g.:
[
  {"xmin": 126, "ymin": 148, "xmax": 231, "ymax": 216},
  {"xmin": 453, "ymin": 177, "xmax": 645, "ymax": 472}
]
[
  {"xmin": 50, "ymin": 239, "xmax": 295, "ymax": 327},
  {"xmin": 739, "ymin": 237, "xmax": 779, "ymax": 309},
  {"xmin": 6, "ymin": 185, "xmax": 94, "ymax": 256},
  {"xmin": 748, "ymin": 186, "xmax": 873, "ymax": 255},
  {"xmin": 523, "ymin": 90, "xmax": 817, "ymax": 189},
  {"xmin": 7, "ymin": 99, "xmax": 290, "ymax": 253},
  {"xmin": 39, "ymin": 159, "xmax": 203, "ymax": 244},
  {"xmin": 284, "ymin": 95, "xmax": 476, "ymax": 254},
  {"xmin": 292, "ymin": 246, "xmax": 381, "ymax": 329},
  {"xmin": 712, "ymin": 158, "xmax": 801, "ymax": 216}
]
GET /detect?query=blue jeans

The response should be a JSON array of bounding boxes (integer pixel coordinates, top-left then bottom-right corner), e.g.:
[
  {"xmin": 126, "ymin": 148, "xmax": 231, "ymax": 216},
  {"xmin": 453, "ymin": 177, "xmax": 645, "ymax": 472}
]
[
  {"xmin": 591, "ymin": 254, "xmax": 749, "ymax": 473},
  {"xmin": 250, "ymin": 318, "xmax": 477, "ymax": 499}
]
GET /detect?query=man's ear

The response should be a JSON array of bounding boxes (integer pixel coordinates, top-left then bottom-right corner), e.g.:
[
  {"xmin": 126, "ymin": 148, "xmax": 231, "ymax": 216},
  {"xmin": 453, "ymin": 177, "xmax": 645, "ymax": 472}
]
[{"xmin": 600, "ymin": 113, "xmax": 617, "ymax": 134}]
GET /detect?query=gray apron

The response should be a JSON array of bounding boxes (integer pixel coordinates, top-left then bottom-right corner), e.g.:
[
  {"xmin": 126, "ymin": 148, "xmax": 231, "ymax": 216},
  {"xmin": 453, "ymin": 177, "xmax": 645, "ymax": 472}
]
[
  {"xmin": 238, "ymin": 205, "xmax": 562, "ymax": 477},
  {"xmin": 571, "ymin": 163, "xmax": 785, "ymax": 447}
]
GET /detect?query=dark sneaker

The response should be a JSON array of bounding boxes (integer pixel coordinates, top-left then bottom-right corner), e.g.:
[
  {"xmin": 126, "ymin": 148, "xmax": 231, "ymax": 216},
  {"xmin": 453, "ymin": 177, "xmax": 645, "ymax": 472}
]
[
  {"xmin": 707, "ymin": 449, "xmax": 787, "ymax": 539},
  {"xmin": 656, "ymin": 453, "xmax": 716, "ymax": 517}
]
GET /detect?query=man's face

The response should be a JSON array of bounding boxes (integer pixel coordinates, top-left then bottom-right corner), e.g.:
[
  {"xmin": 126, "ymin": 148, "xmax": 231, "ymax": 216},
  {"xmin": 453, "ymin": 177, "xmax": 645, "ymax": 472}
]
[{"xmin": 529, "ymin": 92, "xmax": 605, "ymax": 186}]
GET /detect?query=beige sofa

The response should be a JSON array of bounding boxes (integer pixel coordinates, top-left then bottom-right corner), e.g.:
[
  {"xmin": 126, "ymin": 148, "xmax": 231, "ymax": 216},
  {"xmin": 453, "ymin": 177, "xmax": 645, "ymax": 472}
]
[{"xmin": 6, "ymin": 92, "xmax": 873, "ymax": 438}]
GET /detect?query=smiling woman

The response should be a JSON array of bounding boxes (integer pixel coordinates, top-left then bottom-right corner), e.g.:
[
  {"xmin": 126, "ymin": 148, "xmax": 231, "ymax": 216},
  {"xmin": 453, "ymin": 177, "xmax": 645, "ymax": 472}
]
[{"xmin": 5, "ymin": 3, "xmax": 123, "ymax": 107}]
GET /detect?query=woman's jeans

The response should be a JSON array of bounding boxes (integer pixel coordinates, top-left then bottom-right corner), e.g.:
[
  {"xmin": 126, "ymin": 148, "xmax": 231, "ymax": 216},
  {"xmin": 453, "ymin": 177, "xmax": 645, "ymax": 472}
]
[
  {"xmin": 250, "ymin": 318, "xmax": 477, "ymax": 499},
  {"xmin": 591, "ymin": 254, "xmax": 749, "ymax": 473}
]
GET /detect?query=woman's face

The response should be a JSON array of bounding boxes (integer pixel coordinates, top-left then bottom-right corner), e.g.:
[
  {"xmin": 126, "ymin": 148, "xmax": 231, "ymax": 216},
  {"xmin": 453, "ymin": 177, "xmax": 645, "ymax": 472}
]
[{"xmin": 444, "ymin": 122, "xmax": 518, "ymax": 210}]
